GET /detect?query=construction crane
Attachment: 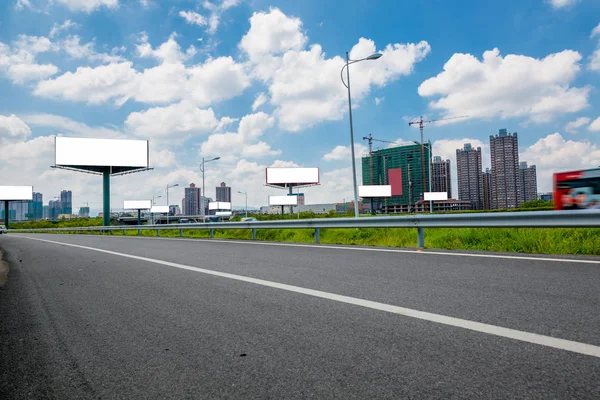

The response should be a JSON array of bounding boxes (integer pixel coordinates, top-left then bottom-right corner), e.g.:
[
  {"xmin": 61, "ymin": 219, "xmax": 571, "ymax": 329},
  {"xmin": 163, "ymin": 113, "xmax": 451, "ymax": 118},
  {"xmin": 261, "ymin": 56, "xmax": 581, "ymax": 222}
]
[
  {"xmin": 362, "ymin": 134, "xmax": 397, "ymax": 184},
  {"xmin": 408, "ymin": 115, "xmax": 468, "ymax": 199}
]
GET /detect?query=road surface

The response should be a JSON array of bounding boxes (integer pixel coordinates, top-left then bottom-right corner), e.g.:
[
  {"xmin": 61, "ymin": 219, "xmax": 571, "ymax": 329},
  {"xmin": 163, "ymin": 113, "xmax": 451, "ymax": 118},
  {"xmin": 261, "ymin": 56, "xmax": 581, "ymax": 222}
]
[{"xmin": 1, "ymin": 233, "xmax": 600, "ymax": 398}]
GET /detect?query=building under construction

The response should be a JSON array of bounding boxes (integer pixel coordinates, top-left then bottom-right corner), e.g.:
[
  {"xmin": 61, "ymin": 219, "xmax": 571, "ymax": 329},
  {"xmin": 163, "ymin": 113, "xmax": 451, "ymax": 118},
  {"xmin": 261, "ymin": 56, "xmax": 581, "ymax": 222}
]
[{"xmin": 361, "ymin": 142, "xmax": 431, "ymax": 213}]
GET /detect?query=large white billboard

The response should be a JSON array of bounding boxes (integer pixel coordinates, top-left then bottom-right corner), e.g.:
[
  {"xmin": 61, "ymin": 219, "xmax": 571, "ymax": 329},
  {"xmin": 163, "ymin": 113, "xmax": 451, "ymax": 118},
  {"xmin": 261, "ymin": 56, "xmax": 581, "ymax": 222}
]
[
  {"xmin": 424, "ymin": 192, "xmax": 449, "ymax": 201},
  {"xmin": 0, "ymin": 186, "xmax": 33, "ymax": 201},
  {"xmin": 56, "ymin": 137, "xmax": 149, "ymax": 168},
  {"xmin": 358, "ymin": 185, "xmax": 392, "ymax": 198},
  {"xmin": 269, "ymin": 195, "xmax": 298, "ymax": 206},
  {"xmin": 124, "ymin": 200, "xmax": 152, "ymax": 210},
  {"xmin": 150, "ymin": 206, "xmax": 169, "ymax": 213},
  {"xmin": 208, "ymin": 202, "xmax": 232, "ymax": 210},
  {"xmin": 266, "ymin": 167, "xmax": 319, "ymax": 185}
]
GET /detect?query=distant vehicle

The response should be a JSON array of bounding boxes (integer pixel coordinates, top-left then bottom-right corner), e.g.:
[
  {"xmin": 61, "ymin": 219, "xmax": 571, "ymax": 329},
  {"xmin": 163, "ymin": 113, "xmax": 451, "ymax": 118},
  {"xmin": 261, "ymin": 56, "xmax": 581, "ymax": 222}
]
[
  {"xmin": 0, "ymin": 225, "xmax": 6, "ymax": 234},
  {"xmin": 179, "ymin": 218, "xmax": 191, "ymax": 224},
  {"xmin": 241, "ymin": 217, "xmax": 257, "ymax": 222},
  {"xmin": 554, "ymin": 167, "xmax": 600, "ymax": 210}
]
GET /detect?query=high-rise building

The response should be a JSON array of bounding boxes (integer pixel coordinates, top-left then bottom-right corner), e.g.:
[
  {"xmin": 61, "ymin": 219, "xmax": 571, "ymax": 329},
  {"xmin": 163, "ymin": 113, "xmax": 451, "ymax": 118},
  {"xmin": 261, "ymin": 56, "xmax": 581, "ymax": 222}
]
[
  {"xmin": 169, "ymin": 205, "xmax": 180, "ymax": 215},
  {"xmin": 49, "ymin": 199, "xmax": 61, "ymax": 220},
  {"xmin": 456, "ymin": 143, "xmax": 483, "ymax": 210},
  {"xmin": 60, "ymin": 190, "xmax": 73, "ymax": 215},
  {"xmin": 216, "ymin": 182, "xmax": 232, "ymax": 202},
  {"xmin": 519, "ymin": 162, "xmax": 538, "ymax": 203},
  {"xmin": 29, "ymin": 192, "xmax": 43, "ymax": 220},
  {"xmin": 482, "ymin": 168, "xmax": 493, "ymax": 210},
  {"xmin": 490, "ymin": 129, "xmax": 520, "ymax": 209},
  {"xmin": 43, "ymin": 205, "xmax": 49, "ymax": 219},
  {"xmin": 431, "ymin": 156, "xmax": 452, "ymax": 199},
  {"xmin": 184, "ymin": 183, "xmax": 202, "ymax": 215},
  {"xmin": 361, "ymin": 142, "xmax": 432, "ymax": 213},
  {"xmin": 79, "ymin": 206, "xmax": 90, "ymax": 217}
]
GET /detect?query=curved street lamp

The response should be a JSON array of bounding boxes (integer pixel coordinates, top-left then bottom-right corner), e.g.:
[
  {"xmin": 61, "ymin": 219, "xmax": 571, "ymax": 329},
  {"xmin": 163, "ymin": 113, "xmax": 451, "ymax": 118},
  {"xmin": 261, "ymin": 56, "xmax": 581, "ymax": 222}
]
[
  {"xmin": 166, "ymin": 184, "xmax": 179, "ymax": 224},
  {"xmin": 340, "ymin": 51, "xmax": 383, "ymax": 218},
  {"xmin": 238, "ymin": 190, "xmax": 248, "ymax": 217},
  {"xmin": 200, "ymin": 157, "xmax": 220, "ymax": 220}
]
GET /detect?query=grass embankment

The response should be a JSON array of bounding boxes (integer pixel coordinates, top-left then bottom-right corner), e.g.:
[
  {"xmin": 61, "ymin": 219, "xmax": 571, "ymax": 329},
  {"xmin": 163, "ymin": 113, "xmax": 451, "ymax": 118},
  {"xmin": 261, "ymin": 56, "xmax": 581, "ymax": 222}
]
[{"xmin": 55, "ymin": 226, "xmax": 600, "ymax": 256}]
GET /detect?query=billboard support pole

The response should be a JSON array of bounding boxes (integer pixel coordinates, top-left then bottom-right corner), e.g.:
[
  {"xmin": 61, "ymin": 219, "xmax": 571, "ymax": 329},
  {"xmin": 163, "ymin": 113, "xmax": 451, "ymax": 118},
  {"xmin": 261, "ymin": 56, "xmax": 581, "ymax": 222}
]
[
  {"xmin": 288, "ymin": 184, "xmax": 293, "ymax": 215},
  {"xmin": 4, "ymin": 200, "xmax": 8, "ymax": 229},
  {"xmin": 137, "ymin": 209, "xmax": 141, "ymax": 227},
  {"xmin": 103, "ymin": 168, "xmax": 110, "ymax": 227}
]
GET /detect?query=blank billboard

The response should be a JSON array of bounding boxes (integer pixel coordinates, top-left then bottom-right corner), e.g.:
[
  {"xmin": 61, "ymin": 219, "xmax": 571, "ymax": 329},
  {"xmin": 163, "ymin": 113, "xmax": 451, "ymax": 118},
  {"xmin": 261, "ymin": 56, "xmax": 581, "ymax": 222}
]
[
  {"xmin": 388, "ymin": 168, "xmax": 403, "ymax": 196},
  {"xmin": 215, "ymin": 211, "xmax": 232, "ymax": 217},
  {"xmin": 424, "ymin": 192, "xmax": 449, "ymax": 201},
  {"xmin": 358, "ymin": 185, "xmax": 392, "ymax": 198},
  {"xmin": 0, "ymin": 186, "xmax": 33, "ymax": 201},
  {"xmin": 124, "ymin": 200, "xmax": 152, "ymax": 210},
  {"xmin": 209, "ymin": 202, "xmax": 232, "ymax": 210},
  {"xmin": 150, "ymin": 206, "xmax": 169, "ymax": 213},
  {"xmin": 269, "ymin": 195, "xmax": 298, "ymax": 206},
  {"xmin": 56, "ymin": 137, "xmax": 149, "ymax": 168},
  {"xmin": 266, "ymin": 168, "xmax": 319, "ymax": 185}
]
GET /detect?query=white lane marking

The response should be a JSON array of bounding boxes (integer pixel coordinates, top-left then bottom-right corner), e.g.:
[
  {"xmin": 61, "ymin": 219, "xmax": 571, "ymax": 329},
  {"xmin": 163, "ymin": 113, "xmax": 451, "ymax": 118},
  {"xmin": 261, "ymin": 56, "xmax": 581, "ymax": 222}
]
[
  {"xmin": 14, "ymin": 235, "xmax": 600, "ymax": 358},
  {"xmin": 28, "ymin": 232, "xmax": 600, "ymax": 265}
]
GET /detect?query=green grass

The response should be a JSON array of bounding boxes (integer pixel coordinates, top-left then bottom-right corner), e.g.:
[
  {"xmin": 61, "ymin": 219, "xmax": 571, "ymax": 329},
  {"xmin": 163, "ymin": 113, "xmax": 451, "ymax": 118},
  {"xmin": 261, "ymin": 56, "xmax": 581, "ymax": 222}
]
[{"xmin": 50, "ymin": 226, "xmax": 600, "ymax": 256}]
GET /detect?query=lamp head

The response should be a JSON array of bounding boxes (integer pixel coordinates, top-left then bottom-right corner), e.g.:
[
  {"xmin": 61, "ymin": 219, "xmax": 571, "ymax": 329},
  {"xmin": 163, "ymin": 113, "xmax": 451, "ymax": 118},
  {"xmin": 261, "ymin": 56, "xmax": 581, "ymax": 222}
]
[{"xmin": 366, "ymin": 53, "xmax": 383, "ymax": 60}]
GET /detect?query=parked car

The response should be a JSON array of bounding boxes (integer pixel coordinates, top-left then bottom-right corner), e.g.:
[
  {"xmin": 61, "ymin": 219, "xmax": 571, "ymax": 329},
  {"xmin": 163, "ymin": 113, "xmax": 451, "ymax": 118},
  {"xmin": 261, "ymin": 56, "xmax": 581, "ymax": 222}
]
[
  {"xmin": 0, "ymin": 225, "xmax": 6, "ymax": 234},
  {"xmin": 240, "ymin": 217, "xmax": 257, "ymax": 222}
]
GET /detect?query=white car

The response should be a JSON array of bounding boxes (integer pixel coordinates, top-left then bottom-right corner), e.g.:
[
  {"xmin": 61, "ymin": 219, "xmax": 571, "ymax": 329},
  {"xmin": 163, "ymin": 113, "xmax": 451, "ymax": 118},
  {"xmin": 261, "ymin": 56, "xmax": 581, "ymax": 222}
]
[{"xmin": 0, "ymin": 225, "xmax": 6, "ymax": 234}]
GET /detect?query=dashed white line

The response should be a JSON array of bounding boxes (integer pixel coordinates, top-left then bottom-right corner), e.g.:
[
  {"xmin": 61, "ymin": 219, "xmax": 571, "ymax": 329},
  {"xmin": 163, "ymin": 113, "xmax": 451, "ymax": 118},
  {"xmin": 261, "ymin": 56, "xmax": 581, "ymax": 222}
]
[{"xmin": 13, "ymin": 235, "xmax": 600, "ymax": 359}]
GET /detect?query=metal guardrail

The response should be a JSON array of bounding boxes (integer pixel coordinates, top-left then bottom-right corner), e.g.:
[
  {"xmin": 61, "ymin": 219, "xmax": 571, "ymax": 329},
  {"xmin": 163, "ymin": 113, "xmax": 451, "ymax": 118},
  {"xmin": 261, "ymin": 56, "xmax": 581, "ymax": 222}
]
[{"xmin": 8, "ymin": 210, "xmax": 600, "ymax": 248}]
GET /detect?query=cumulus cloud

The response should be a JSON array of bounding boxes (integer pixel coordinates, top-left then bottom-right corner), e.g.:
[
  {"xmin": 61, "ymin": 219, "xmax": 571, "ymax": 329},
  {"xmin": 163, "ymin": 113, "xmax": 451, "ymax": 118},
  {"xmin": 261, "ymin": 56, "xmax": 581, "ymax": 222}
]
[
  {"xmin": 521, "ymin": 133, "xmax": 600, "ymax": 191},
  {"xmin": 565, "ymin": 117, "xmax": 591, "ymax": 133},
  {"xmin": 50, "ymin": 20, "xmax": 78, "ymax": 37},
  {"xmin": 61, "ymin": 35, "xmax": 124, "ymax": 63},
  {"xmin": 323, "ymin": 144, "xmax": 368, "ymax": 161},
  {"xmin": 0, "ymin": 37, "xmax": 59, "ymax": 84},
  {"xmin": 180, "ymin": 0, "xmax": 241, "ymax": 35},
  {"xmin": 0, "ymin": 114, "xmax": 32, "ymax": 141},
  {"xmin": 179, "ymin": 10, "xmax": 207, "ymax": 27},
  {"xmin": 418, "ymin": 48, "xmax": 589, "ymax": 123},
  {"xmin": 240, "ymin": 8, "xmax": 430, "ymax": 132},
  {"xmin": 22, "ymin": 113, "xmax": 123, "ymax": 138},
  {"xmin": 548, "ymin": 0, "xmax": 579, "ymax": 8},
  {"xmin": 252, "ymin": 92, "xmax": 268, "ymax": 111},
  {"xmin": 125, "ymin": 100, "xmax": 220, "ymax": 138},
  {"xmin": 589, "ymin": 117, "xmax": 600, "ymax": 132},
  {"xmin": 591, "ymin": 23, "xmax": 600, "ymax": 71},
  {"xmin": 53, "ymin": 0, "xmax": 119, "ymax": 12}
]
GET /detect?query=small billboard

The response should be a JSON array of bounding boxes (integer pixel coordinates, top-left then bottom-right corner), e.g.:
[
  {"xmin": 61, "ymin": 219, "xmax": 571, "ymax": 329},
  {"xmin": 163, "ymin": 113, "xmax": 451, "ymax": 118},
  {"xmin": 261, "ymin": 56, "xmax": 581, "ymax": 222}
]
[
  {"xmin": 215, "ymin": 211, "xmax": 232, "ymax": 217},
  {"xmin": 208, "ymin": 202, "xmax": 232, "ymax": 210},
  {"xmin": 124, "ymin": 200, "xmax": 152, "ymax": 210},
  {"xmin": 269, "ymin": 195, "xmax": 298, "ymax": 206},
  {"xmin": 150, "ymin": 206, "xmax": 169, "ymax": 213},
  {"xmin": 56, "ymin": 137, "xmax": 149, "ymax": 168},
  {"xmin": 0, "ymin": 186, "xmax": 33, "ymax": 201},
  {"xmin": 424, "ymin": 192, "xmax": 449, "ymax": 201},
  {"xmin": 358, "ymin": 185, "xmax": 392, "ymax": 198},
  {"xmin": 266, "ymin": 167, "xmax": 319, "ymax": 185}
]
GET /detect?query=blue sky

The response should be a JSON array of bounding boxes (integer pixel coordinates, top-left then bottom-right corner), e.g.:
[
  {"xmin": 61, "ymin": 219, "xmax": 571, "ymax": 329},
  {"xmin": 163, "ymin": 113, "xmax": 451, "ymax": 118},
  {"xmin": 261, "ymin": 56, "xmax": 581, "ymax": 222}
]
[{"xmin": 1, "ymin": 0, "xmax": 599, "ymax": 214}]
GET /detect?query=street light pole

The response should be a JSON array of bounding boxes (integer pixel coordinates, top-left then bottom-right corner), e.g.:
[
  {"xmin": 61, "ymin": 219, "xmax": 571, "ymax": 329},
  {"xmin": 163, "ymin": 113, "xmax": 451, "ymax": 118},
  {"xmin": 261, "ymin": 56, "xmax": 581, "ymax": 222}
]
[
  {"xmin": 341, "ymin": 51, "xmax": 383, "ymax": 218},
  {"xmin": 200, "ymin": 156, "xmax": 220, "ymax": 221},
  {"xmin": 151, "ymin": 195, "xmax": 162, "ymax": 225},
  {"xmin": 238, "ymin": 191, "xmax": 248, "ymax": 217},
  {"xmin": 166, "ymin": 184, "xmax": 178, "ymax": 225}
]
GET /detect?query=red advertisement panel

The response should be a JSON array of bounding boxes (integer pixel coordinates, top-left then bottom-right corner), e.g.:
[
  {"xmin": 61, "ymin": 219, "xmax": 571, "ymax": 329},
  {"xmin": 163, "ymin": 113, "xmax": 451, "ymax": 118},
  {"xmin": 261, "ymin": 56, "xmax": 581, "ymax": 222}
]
[{"xmin": 388, "ymin": 168, "xmax": 402, "ymax": 196}]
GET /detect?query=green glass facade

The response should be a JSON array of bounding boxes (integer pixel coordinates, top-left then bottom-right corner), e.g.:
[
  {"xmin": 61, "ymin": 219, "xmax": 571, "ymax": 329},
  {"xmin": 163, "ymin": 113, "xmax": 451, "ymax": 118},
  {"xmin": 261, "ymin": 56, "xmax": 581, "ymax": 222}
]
[{"xmin": 361, "ymin": 143, "xmax": 432, "ymax": 206}]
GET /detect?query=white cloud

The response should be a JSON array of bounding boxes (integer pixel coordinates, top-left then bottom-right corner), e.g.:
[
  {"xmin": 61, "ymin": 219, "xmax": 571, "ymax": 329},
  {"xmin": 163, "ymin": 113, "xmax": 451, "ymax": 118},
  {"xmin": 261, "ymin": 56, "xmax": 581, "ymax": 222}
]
[
  {"xmin": 50, "ymin": 20, "xmax": 78, "ymax": 37},
  {"xmin": 0, "ymin": 114, "xmax": 31, "ymax": 141},
  {"xmin": 375, "ymin": 97, "xmax": 384, "ymax": 106},
  {"xmin": 201, "ymin": 112, "xmax": 277, "ymax": 159},
  {"xmin": 54, "ymin": 0, "xmax": 119, "ymax": 12},
  {"xmin": 589, "ymin": 117, "xmax": 600, "ymax": 132},
  {"xmin": 35, "ymin": 35, "xmax": 250, "ymax": 107},
  {"xmin": 179, "ymin": 10, "xmax": 207, "ymax": 27},
  {"xmin": 150, "ymin": 148, "xmax": 176, "ymax": 168},
  {"xmin": 22, "ymin": 113, "xmax": 123, "ymax": 138},
  {"xmin": 202, "ymin": 0, "xmax": 241, "ymax": 35},
  {"xmin": 8, "ymin": 63, "xmax": 59, "ymax": 83},
  {"xmin": 124, "ymin": 100, "xmax": 220, "ymax": 138},
  {"xmin": 322, "ymin": 144, "xmax": 368, "ymax": 161},
  {"xmin": 590, "ymin": 48, "xmax": 600, "ymax": 72},
  {"xmin": 521, "ymin": 133, "xmax": 600, "ymax": 191},
  {"xmin": 61, "ymin": 35, "xmax": 124, "ymax": 63},
  {"xmin": 0, "ymin": 35, "xmax": 59, "ymax": 84},
  {"xmin": 548, "ymin": 0, "xmax": 578, "ymax": 8},
  {"xmin": 241, "ymin": 8, "xmax": 430, "ymax": 132},
  {"xmin": 591, "ymin": 23, "xmax": 600, "ymax": 38},
  {"xmin": 252, "ymin": 92, "xmax": 268, "ymax": 111},
  {"xmin": 565, "ymin": 117, "xmax": 591, "ymax": 133},
  {"xmin": 418, "ymin": 48, "xmax": 589, "ymax": 123},
  {"xmin": 15, "ymin": 0, "xmax": 33, "ymax": 10}
]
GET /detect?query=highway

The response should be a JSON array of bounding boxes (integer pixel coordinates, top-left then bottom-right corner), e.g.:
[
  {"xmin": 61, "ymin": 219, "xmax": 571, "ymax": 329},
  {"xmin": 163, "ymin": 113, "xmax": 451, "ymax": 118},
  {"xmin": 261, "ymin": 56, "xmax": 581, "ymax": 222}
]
[{"xmin": 1, "ymin": 234, "xmax": 600, "ymax": 398}]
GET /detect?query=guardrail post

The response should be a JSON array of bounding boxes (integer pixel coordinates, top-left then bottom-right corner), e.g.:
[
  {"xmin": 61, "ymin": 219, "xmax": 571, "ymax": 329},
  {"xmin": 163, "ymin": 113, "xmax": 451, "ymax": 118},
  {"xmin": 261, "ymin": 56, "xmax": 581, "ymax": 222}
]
[
  {"xmin": 156, "ymin": 229, "xmax": 160, "ymax": 237},
  {"xmin": 210, "ymin": 228, "xmax": 214, "ymax": 239},
  {"xmin": 314, "ymin": 228, "xmax": 320, "ymax": 244},
  {"xmin": 417, "ymin": 227, "xmax": 424, "ymax": 249},
  {"xmin": 252, "ymin": 228, "xmax": 257, "ymax": 240},
  {"xmin": 179, "ymin": 229, "xmax": 183, "ymax": 237},
  {"xmin": 123, "ymin": 229, "xmax": 126, "ymax": 236}
]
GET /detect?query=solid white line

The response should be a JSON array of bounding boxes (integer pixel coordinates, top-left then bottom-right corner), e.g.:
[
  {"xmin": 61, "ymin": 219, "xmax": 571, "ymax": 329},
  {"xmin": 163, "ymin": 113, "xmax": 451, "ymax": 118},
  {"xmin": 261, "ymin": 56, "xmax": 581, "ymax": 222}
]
[
  {"xmin": 39, "ymin": 232, "xmax": 600, "ymax": 265},
  {"xmin": 14, "ymin": 235, "xmax": 600, "ymax": 358}
]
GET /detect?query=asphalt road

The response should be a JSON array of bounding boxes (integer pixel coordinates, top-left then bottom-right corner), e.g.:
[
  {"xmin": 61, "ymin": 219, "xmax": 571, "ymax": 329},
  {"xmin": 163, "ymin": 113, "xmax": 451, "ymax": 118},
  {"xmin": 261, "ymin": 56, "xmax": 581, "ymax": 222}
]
[{"xmin": 1, "ymin": 234, "xmax": 600, "ymax": 398}]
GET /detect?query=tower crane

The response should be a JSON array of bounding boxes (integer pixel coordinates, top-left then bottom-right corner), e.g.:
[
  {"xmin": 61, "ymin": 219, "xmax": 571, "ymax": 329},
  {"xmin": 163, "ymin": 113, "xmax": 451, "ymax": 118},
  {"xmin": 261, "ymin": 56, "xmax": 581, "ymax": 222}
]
[
  {"xmin": 362, "ymin": 134, "xmax": 397, "ymax": 184},
  {"xmin": 408, "ymin": 115, "xmax": 468, "ymax": 198}
]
